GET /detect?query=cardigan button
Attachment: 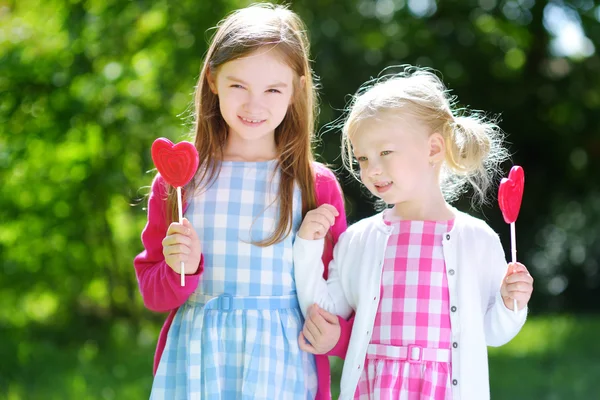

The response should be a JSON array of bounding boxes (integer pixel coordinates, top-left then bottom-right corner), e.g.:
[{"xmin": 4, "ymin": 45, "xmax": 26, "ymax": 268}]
[
  {"xmin": 446, "ymin": 234, "xmax": 451, "ymax": 240},
  {"xmin": 451, "ymin": 306, "xmax": 457, "ymax": 312},
  {"xmin": 453, "ymin": 379, "xmax": 458, "ymax": 386},
  {"xmin": 453, "ymin": 342, "xmax": 458, "ymax": 348},
  {"xmin": 448, "ymin": 269, "xmax": 455, "ymax": 276}
]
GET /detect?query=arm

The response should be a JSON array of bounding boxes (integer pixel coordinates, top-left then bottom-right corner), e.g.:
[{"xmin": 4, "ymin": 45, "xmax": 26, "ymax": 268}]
[
  {"xmin": 133, "ymin": 174, "xmax": 202, "ymax": 312},
  {"xmin": 316, "ymin": 169, "xmax": 353, "ymax": 358},
  {"xmin": 317, "ymin": 166, "xmax": 347, "ymax": 280},
  {"xmin": 483, "ymin": 232, "xmax": 527, "ymax": 346},
  {"xmin": 294, "ymin": 224, "xmax": 354, "ymax": 320},
  {"xmin": 296, "ymin": 165, "xmax": 353, "ymax": 318},
  {"xmin": 308, "ymin": 164, "xmax": 353, "ymax": 358}
]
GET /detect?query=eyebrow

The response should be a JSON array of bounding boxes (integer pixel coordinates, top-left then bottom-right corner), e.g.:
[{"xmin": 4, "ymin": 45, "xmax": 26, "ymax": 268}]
[{"xmin": 225, "ymin": 76, "xmax": 288, "ymax": 88}]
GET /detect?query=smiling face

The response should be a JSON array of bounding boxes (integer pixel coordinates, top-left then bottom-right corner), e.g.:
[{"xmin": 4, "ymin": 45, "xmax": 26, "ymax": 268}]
[
  {"xmin": 351, "ymin": 112, "xmax": 441, "ymax": 207},
  {"xmin": 209, "ymin": 47, "xmax": 296, "ymax": 153}
]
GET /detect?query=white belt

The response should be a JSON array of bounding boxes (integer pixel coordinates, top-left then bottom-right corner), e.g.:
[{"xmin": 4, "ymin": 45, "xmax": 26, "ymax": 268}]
[{"xmin": 366, "ymin": 343, "xmax": 451, "ymax": 363}]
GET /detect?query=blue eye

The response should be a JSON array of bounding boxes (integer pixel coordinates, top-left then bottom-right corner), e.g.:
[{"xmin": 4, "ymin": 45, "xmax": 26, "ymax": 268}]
[{"xmin": 231, "ymin": 84, "xmax": 244, "ymax": 89}]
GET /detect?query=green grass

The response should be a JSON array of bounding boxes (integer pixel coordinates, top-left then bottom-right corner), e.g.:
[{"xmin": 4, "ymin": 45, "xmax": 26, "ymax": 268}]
[
  {"xmin": 1, "ymin": 315, "xmax": 598, "ymax": 399},
  {"xmin": 0, "ymin": 317, "xmax": 157, "ymax": 400}
]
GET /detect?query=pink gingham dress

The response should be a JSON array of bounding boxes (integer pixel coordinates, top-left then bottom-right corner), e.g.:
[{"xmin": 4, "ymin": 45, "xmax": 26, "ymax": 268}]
[{"xmin": 354, "ymin": 211, "xmax": 454, "ymax": 400}]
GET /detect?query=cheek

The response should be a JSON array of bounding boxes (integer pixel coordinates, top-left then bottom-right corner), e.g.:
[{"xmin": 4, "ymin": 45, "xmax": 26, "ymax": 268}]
[
  {"xmin": 359, "ymin": 168, "xmax": 369, "ymax": 185},
  {"xmin": 267, "ymin": 98, "xmax": 292, "ymax": 121},
  {"xmin": 273, "ymin": 94, "xmax": 293, "ymax": 112},
  {"xmin": 216, "ymin": 92, "xmax": 232, "ymax": 112},
  {"xmin": 222, "ymin": 91, "xmax": 245, "ymax": 107}
]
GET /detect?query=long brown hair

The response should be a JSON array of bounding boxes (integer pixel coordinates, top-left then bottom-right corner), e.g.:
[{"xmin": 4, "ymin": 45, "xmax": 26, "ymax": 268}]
[{"xmin": 166, "ymin": 3, "xmax": 318, "ymax": 246}]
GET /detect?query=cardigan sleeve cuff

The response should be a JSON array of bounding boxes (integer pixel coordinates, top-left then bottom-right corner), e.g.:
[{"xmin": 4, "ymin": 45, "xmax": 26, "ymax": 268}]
[
  {"xmin": 326, "ymin": 315, "xmax": 353, "ymax": 359},
  {"xmin": 494, "ymin": 291, "xmax": 528, "ymax": 323}
]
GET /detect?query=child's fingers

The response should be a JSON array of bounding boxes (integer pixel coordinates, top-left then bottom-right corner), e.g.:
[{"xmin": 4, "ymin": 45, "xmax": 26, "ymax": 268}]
[
  {"xmin": 504, "ymin": 279, "xmax": 533, "ymax": 299},
  {"xmin": 306, "ymin": 304, "xmax": 323, "ymax": 322},
  {"xmin": 307, "ymin": 220, "xmax": 330, "ymax": 234},
  {"xmin": 317, "ymin": 204, "xmax": 339, "ymax": 217},
  {"xmin": 165, "ymin": 250, "xmax": 191, "ymax": 262},
  {"xmin": 182, "ymin": 218, "xmax": 199, "ymax": 239},
  {"xmin": 162, "ymin": 233, "xmax": 192, "ymax": 248},
  {"xmin": 306, "ymin": 212, "xmax": 334, "ymax": 231},
  {"xmin": 166, "ymin": 222, "xmax": 189, "ymax": 236},
  {"xmin": 505, "ymin": 272, "xmax": 534, "ymax": 285},
  {"xmin": 311, "ymin": 207, "xmax": 338, "ymax": 226},
  {"xmin": 506, "ymin": 280, "xmax": 533, "ymax": 292},
  {"xmin": 507, "ymin": 262, "xmax": 530, "ymax": 275},
  {"xmin": 308, "ymin": 311, "xmax": 329, "ymax": 333},
  {"xmin": 314, "ymin": 304, "xmax": 339, "ymax": 325},
  {"xmin": 305, "ymin": 316, "xmax": 323, "ymax": 338},
  {"xmin": 302, "ymin": 324, "xmax": 317, "ymax": 346},
  {"xmin": 163, "ymin": 243, "xmax": 192, "ymax": 256},
  {"xmin": 509, "ymin": 291, "xmax": 531, "ymax": 302},
  {"xmin": 298, "ymin": 331, "xmax": 317, "ymax": 354}
]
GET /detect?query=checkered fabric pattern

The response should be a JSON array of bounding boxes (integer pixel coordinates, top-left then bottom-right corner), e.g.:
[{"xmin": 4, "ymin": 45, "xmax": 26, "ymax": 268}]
[
  {"xmin": 354, "ymin": 214, "xmax": 454, "ymax": 400},
  {"xmin": 151, "ymin": 160, "xmax": 317, "ymax": 399}
]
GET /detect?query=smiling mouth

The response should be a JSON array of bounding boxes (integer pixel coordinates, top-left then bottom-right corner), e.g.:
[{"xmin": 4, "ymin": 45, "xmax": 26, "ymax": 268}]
[
  {"xmin": 374, "ymin": 181, "xmax": 392, "ymax": 193},
  {"xmin": 239, "ymin": 116, "xmax": 266, "ymax": 125}
]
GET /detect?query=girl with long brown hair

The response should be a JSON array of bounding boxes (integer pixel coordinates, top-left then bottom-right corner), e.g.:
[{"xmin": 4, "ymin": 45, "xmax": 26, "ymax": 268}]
[{"xmin": 134, "ymin": 3, "xmax": 347, "ymax": 399}]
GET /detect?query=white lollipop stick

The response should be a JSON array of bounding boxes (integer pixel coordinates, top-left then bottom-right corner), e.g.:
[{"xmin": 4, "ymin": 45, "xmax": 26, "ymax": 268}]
[
  {"xmin": 177, "ymin": 186, "xmax": 185, "ymax": 287},
  {"xmin": 510, "ymin": 222, "xmax": 517, "ymax": 313}
]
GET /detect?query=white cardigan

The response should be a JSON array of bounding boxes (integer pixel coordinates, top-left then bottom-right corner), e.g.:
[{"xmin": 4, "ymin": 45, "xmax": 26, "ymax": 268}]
[{"xmin": 294, "ymin": 209, "xmax": 527, "ymax": 400}]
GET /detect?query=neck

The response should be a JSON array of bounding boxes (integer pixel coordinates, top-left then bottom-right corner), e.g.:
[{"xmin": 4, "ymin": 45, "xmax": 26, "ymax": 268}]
[
  {"xmin": 391, "ymin": 190, "xmax": 455, "ymax": 221},
  {"xmin": 223, "ymin": 130, "xmax": 277, "ymax": 162}
]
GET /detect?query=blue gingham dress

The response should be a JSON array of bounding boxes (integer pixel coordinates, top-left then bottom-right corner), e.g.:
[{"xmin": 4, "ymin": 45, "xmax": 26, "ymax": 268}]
[{"xmin": 150, "ymin": 160, "xmax": 318, "ymax": 399}]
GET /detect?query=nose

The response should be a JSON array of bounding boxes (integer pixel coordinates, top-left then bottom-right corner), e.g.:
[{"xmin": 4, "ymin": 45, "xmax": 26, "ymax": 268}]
[
  {"xmin": 243, "ymin": 91, "xmax": 264, "ymax": 114},
  {"xmin": 366, "ymin": 158, "xmax": 383, "ymax": 177}
]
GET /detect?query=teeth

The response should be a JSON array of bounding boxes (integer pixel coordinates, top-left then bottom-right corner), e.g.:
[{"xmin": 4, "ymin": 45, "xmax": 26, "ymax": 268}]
[
  {"xmin": 375, "ymin": 182, "xmax": 391, "ymax": 187},
  {"xmin": 241, "ymin": 117, "xmax": 262, "ymax": 123}
]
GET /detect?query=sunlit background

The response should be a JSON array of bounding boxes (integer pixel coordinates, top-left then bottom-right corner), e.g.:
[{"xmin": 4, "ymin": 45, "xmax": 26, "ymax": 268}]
[{"xmin": 1, "ymin": 0, "xmax": 599, "ymax": 398}]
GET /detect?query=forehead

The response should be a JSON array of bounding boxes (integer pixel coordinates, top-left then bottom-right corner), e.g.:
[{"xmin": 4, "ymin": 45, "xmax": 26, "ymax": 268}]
[
  {"xmin": 218, "ymin": 47, "xmax": 294, "ymax": 84},
  {"xmin": 351, "ymin": 113, "xmax": 425, "ymax": 147}
]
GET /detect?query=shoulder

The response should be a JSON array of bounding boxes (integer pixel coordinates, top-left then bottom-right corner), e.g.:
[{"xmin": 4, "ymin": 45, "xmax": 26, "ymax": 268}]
[
  {"xmin": 454, "ymin": 210, "xmax": 500, "ymax": 244},
  {"xmin": 312, "ymin": 161, "xmax": 340, "ymax": 185},
  {"xmin": 150, "ymin": 173, "xmax": 169, "ymax": 198},
  {"xmin": 312, "ymin": 161, "xmax": 344, "ymax": 201},
  {"xmin": 341, "ymin": 213, "xmax": 383, "ymax": 239}
]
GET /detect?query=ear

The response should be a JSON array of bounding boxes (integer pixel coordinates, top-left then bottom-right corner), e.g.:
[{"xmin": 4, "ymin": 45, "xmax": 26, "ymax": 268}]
[
  {"xmin": 206, "ymin": 69, "xmax": 218, "ymax": 94},
  {"xmin": 428, "ymin": 132, "xmax": 445, "ymax": 164}
]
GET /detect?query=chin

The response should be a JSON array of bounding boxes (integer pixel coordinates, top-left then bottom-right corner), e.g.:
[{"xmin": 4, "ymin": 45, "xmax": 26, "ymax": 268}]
[
  {"xmin": 380, "ymin": 193, "xmax": 403, "ymax": 205},
  {"xmin": 236, "ymin": 126, "xmax": 273, "ymax": 140}
]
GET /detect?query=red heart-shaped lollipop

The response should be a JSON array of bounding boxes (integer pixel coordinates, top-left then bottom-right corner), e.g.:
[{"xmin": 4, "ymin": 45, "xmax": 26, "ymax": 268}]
[
  {"xmin": 498, "ymin": 165, "xmax": 524, "ymax": 224},
  {"xmin": 151, "ymin": 138, "xmax": 199, "ymax": 188}
]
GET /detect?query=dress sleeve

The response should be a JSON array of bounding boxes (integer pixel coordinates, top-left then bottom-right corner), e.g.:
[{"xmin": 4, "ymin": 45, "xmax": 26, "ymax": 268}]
[{"xmin": 133, "ymin": 174, "xmax": 202, "ymax": 312}]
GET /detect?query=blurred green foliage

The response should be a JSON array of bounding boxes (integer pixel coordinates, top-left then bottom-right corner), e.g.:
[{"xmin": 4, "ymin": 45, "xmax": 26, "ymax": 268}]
[{"xmin": 1, "ymin": 0, "xmax": 600, "ymax": 398}]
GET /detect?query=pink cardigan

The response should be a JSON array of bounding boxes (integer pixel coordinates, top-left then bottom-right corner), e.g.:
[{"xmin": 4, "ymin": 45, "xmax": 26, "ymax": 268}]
[{"xmin": 134, "ymin": 162, "xmax": 351, "ymax": 400}]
